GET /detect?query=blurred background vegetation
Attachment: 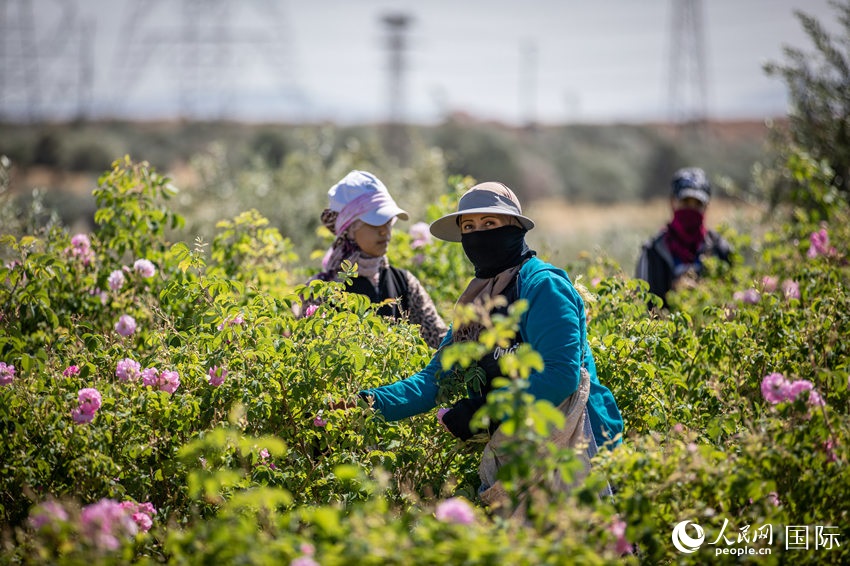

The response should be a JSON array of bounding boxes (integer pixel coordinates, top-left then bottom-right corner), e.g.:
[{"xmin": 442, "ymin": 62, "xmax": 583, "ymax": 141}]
[
  {"xmin": 3, "ymin": 0, "xmax": 850, "ymax": 280},
  {"xmin": 0, "ymin": 117, "xmax": 772, "ymax": 273}
]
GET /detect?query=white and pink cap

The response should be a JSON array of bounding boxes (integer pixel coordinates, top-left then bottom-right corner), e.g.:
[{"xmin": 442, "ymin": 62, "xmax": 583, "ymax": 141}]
[{"xmin": 328, "ymin": 170, "xmax": 409, "ymax": 234}]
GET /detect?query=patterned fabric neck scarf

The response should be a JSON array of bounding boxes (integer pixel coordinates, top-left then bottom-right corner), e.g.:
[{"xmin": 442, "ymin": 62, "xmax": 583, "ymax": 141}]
[
  {"xmin": 314, "ymin": 210, "xmax": 388, "ymax": 285},
  {"xmin": 452, "ymin": 263, "xmax": 525, "ymax": 344}
]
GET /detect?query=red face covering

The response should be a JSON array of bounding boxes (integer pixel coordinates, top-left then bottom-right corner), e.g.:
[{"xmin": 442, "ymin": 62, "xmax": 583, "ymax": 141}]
[{"xmin": 664, "ymin": 208, "xmax": 706, "ymax": 263}]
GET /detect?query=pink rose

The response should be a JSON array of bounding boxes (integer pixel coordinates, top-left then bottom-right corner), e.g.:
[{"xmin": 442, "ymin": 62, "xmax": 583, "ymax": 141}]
[
  {"xmin": 133, "ymin": 259, "xmax": 157, "ymax": 278},
  {"xmin": 0, "ymin": 362, "xmax": 15, "ymax": 386},
  {"xmin": 159, "ymin": 370, "xmax": 180, "ymax": 394},
  {"xmin": 78, "ymin": 387, "xmax": 102, "ymax": 414},
  {"xmin": 72, "ymin": 407, "xmax": 95, "ymax": 424},
  {"xmin": 435, "ymin": 497, "xmax": 474, "ymax": 525},
  {"xmin": 208, "ymin": 365, "xmax": 227, "ymax": 387},
  {"xmin": 116, "ymin": 358, "xmax": 141, "ymax": 382},
  {"xmin": 107, "ymin": 269, "xmax": 125, "ymax": 291},
  {"xmin": 115, "ymin": 314, "xmax": 137, "ymax": 337},
  {"xmin": 63, "ymin": 365, "xmax": 80, "ymax": 377},
  {"xmin": 761, "ymin": 373, "xmax": 790, "ymax": 404}
]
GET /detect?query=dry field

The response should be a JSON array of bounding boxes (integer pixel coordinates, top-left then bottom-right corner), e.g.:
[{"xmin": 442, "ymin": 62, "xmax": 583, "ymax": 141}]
[
  {"xmin": 5, "ymin": 166, "xmax": 768, "ymax": 274},
  {"xmin": 524, "ymin": 197, "xmax": 767, "ymax": 272}
]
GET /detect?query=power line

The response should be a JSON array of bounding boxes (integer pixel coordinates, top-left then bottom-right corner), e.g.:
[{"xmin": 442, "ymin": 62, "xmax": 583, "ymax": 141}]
[{"xmin": 110, "ymin": 0, "xmax": 304, "ymax": 120}]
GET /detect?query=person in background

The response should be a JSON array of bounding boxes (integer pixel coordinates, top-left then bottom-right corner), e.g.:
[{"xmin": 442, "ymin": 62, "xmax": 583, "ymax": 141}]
[
  {"xmin": 308, "ymin": 170, "xmax": 448, "ymax": 349},
  {"xmin": 635, "ymin": 167, "xmax": 733, "ymax": 309},
  {"xmin": 337, "ymin": 182, "xmax": 623, "ymax": 505}
]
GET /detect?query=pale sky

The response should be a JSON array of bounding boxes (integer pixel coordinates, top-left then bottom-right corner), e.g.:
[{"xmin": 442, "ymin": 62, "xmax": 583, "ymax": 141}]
[{"xmin": 3, "ymin": 0, "xmax": 843, "ymax": 125}]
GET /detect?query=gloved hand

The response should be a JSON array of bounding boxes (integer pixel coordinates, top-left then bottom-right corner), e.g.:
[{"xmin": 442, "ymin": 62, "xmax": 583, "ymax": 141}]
[
  {"xmin": 441, "ymin": 396, "xmax": 487, "ymax": 440},
  {"xmin": 328, "ymin": 393, "xmax": 372, "ymax": 411}
]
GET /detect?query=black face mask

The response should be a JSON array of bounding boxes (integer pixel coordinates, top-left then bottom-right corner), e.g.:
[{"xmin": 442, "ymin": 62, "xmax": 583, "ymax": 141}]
[{"xmin": 461, "ymin": 224, "xmax": 533, "ymax": 278}]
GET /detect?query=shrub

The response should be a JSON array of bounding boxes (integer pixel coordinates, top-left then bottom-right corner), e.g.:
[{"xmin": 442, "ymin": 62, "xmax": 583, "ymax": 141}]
[{"xmin": 1, "ymin": 157, "xmax": 849, "ymax": 564}]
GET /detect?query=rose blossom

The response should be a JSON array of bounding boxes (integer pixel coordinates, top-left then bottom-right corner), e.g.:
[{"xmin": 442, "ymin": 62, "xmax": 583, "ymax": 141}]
[
  {"xmin": 116, "ymin": 358, "xmax": 142, "ymax": 382},
  {"xmin": 782, "ymin": 279, "xmax": 800, "ymax": 300},
  {"xmin": 761, "ymin": 373, "xmax": 790, "ymax": 404},
  {"xmin": 217, "ymin": 314, "xmax": 244, "ymax": 330},
  {"xmin": 115, "ymin": 314, "xmax": 137, "ymax": 337},
  {"xmin": 787, "ymin": 379, "xmax": 813, "ymax": 401},
  {"xmin": 72, "ymin": 407, "xmax": 95, "ymax": 424},
  {"xmin": 141, "ymin": 367, "xmax": 159, "ymax": 387},
  {"xmin": 409, "ymin": 221, "xmax": 432, "ymax": 249},
  {"xmin": 159, "ymin": 370, "xmax": 180, "ymax": 394},
  {"xmin": 258, "ymin": 448, "xmax": 278, "ymax": 470},
  {"xmin": 208, "ymin": 365, "xmax": 227, "ymax": 387},
  {"xmin": 133, "ymin": 258, "xmax": 157, "ymax": 278},
  {"xmin": 71, "ymin": 233, "xmax": 91, "ymax": 249},
  {"xmin": 808, "ymin": 390, "xmax": 826, "ymax": 407},
  {"xmin": 608, "ymin": 518, "xmax": 632, "ymax": 555},
  {"xmin": 78, "ymin": 387, "xmax": 102, "ymax": 414},
  {"xmin": 63, "ymin": 365, "xmax": 80, "ymax": 377},
  {"xmin": 807, "ymin": 227, "xmax": 837, "ymax": 258},
  {"xmin": 303, "ymin": 304, "xmax": 318, "ymax": 317},
  {"xmin": 28, "ymin": 500, "xmax": 69, "ymax": 530},
  {"xmin": 142, "ymin": 367, "xmax": 179, "ymax": 393},
  {"xmin": 1, "ymin": 362, "xmax": 17, "ymax": 386},
  {"xmin": 107, "ymin": 269, "xmax": 125, "ymax": 291},
  {"xmin": 132, "ymin": 512, "xmax": 152, "ymax": 532},
  {"xmin": 761, "ymin": 275, "xmax": 779, "ymax": 293},
  {"xmin": 67, "ymin": 233, "xmax": 95, "ymax": 266},
  {"xmin": 120, "ymin": 500, "xmax": 157, "ymax": 533},
  {"xmin": 434, "ymin": 497, "xmax": 474, "ymax": 525},
  {"xmin": 136, "ymin": 502, "xmax": 156, "ymax": 516},
  {"xmin": 80, "ymin": 498, "xmax": 137, "ymax": 550},
  {"xmin": 313, "ymin": 415, "xmax": 327, "ymax": 427},
  {"xmin": 733, "ymin": 289, "xmax": 760, "ymax": 304}
]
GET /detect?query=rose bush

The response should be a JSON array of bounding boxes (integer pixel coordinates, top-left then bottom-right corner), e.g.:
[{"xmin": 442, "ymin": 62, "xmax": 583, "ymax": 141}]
[{"xmin": 0, "ymin": 154, "xmax": 848, "ymax": 564}]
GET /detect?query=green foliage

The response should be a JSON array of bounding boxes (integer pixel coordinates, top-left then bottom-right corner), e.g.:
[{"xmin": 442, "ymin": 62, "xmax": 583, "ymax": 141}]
[
  {"xmin": 1, "ymin": 157, "xmax": 850, "ymax": 564},
  {"xmin": 764, "ymin": 0, "xmax": 850, "ymax": 206},
  {"xmin": 93, "ymin": 156, "xmax": 184, "ymax": 259}
]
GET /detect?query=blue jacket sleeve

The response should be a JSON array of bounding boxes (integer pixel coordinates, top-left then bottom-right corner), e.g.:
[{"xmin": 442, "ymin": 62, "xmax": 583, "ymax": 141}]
[
  {"xmin": 517, "ymin": 266, "xmax": 586, "ymax": 406},
  {"xmin": 520, "ymin": 261, "xmax": 624, "ymax": 447},
  {"xmin": 358, "ymin": 329, "xmax": 453, "ymax": 421}
]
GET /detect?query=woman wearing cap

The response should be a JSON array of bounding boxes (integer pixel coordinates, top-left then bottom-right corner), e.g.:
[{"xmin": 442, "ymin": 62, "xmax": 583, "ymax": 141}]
[
  {"xmin": 635, "ymin": 167, "xmax": 733, "ymax": 310},
  {"xmin": 351, "ymin": 181, "xmax": 623, "ymax": 504},
  {"xmin": 308, "ymin": 170, "xmax": 448, "ymax": 349}
]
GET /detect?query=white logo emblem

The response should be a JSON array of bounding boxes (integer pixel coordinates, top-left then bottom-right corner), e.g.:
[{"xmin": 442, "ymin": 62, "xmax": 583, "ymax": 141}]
[{"xmin": 672, "ymin": 520, "xmax": 705, "ymax": 553}]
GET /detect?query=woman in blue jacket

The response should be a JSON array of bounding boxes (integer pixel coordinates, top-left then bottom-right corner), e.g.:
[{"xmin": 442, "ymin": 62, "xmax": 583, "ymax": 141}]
[{"xmin": 359, "ymin": 182, "xmax": 623, "ymax": 453}]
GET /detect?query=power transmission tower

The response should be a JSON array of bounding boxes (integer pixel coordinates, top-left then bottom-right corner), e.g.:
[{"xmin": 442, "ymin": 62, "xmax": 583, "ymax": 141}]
[
  {"xmin": 382, "ymin": 13, "xmax": 412, "ymax": 163},
  {"xmin": 668, "ymin": 0, "xmax": 708, "ymax": 127},
  {"xmin": 111, "ymin": 0, "xmax": 303, "ymax": 120},
  {"xmin": 0, "ymin": 0, "xmax": 94, "ymax": 122},
  {"xmin": 0, "ymin": 0, "xmax": 41, "ymax": 121},
  {"xmin": 75, "ymin": 18, "xmax": 95, "ymax": 120},
  {"xmin": 520, "ymin": 39, "xmax": 538, "ymax": 130}
]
